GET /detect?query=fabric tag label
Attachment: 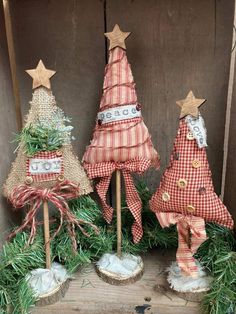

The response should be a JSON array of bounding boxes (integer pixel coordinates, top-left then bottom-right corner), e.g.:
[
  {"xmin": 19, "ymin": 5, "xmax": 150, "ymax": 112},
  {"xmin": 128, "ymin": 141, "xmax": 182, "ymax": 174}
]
[
  {"xmin": 185, "ymin": 115, "xmax": 207, "ymax": 148},
  {"xmin": 97, "ymin": 104, "xmax": 141, "ymax": 124},
  {"xmin": 29, "ymin": 158, "xmax": 62, "ymax": 174}
]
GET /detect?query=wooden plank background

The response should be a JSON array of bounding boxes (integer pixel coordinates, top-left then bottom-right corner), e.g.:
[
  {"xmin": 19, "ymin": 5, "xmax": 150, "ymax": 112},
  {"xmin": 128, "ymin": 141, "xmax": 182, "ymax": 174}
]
[
  {"xmin": 0, "ymin": 0, "xmax": 235, "ymax": 245},
  {"xmin": 0, "ymin": 1, "xmax": 21, "ymax": 245},
  {"xmin": 224, "ymin": 51, "xmax": 236, "ymax": 223},
  {"xmin": 10, "ymin": 0, "xmax": 106, "ymax": 159},
  {"xmin": 106, "ymin": 0, "xmax": 234, "ymax": 194}
]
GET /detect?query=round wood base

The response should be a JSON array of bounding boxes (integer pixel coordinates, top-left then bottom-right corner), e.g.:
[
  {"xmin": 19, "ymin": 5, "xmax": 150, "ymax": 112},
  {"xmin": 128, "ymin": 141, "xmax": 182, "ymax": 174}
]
[
  {"xmin": 172, "ymin": 289, "xmax": 207, "ymax": 302},
  {"xmin": 35, "ymin": 278, "xmax": 70, "ymax": 306},
  {"xmin": 154, "ymin": 283, "xmax": 207, "ymax": 302},
  {"xmin": 95, "ymin": 255, "xmax": 144, "ymax": 286},
  {"xmin": 165, "ymin": 261, "xmax": 212, "ymax": 301}
]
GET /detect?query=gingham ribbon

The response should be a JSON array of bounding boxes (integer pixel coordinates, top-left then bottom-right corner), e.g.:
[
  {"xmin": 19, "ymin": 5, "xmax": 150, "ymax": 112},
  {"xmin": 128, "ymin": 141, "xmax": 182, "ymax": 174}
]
[
  {"xmin": 84, "ymin": 158, "xmax": 151, "ymax": 243},
  {"xmin": 8, "ymin": 180, "xmax": 99, "ymax": 250},
  {"xmin": 156, "ymin": 212, "xmax": 207, "ymax": 277}
]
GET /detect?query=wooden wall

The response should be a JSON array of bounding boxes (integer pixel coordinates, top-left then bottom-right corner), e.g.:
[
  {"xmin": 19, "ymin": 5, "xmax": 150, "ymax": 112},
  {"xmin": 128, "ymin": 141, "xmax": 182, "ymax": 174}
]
[
  {"xmin": 0, "ymin": 2, "xmax": 20, "ymax": 245},
  {"xmin": 106, "ymin": 0, "xmax": 234, "ymax": 194},
  {"xmin": 225, "ymin": 50, "xmax": 236, "ymax": 223},
  {"xmin": 0, "ymin": 0, "xmax": 235, "ymax": 244}
]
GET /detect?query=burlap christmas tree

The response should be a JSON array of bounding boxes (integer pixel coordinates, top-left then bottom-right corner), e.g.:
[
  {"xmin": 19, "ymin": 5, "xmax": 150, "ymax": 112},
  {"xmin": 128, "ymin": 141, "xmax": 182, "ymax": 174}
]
[
  {"xmin": 4, "ymin": 60, "xmax": 94, "ymax": 254},
  {"xmin": 83, "ymin": 25, "xmax": 160, "ymax": 244},
  {"xmin": 150, "ymin": 91, "xmax": 234, "ymax": 277}
]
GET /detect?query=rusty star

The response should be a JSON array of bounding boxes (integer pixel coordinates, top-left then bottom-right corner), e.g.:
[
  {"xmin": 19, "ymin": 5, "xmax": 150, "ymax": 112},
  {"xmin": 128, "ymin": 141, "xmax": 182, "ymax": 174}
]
[
  {"xmin": 26, "ymin": 60, "xmax": 56, "ymax": 90},
  {"xmin": 105, "ymin": 24, "xmax": 131, "ymax": 50},
  {"xmin": 176, "ymin": 91, "xmax": 206, "ymax": 119}
]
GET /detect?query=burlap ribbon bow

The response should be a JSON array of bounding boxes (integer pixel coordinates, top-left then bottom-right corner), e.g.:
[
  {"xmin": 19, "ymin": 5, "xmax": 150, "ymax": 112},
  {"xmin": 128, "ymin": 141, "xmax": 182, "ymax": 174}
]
[
  {"xmin": 84, "ymin": 158, "xmax": 151, "ymax": 243},
  {"xmin": 156, "ymin": 212, "xmax": 207, "ymax": 277},
  {"xmin": 8, "ymin": 180, "xmax": 99, "ymax": 250}
]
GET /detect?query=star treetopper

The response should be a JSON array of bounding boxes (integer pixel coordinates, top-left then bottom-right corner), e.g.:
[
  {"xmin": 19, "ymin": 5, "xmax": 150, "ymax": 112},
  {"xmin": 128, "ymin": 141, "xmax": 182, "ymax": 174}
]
[{"xmin": 150, "ymin": 91, "xmax": 234, "ymax": 277}]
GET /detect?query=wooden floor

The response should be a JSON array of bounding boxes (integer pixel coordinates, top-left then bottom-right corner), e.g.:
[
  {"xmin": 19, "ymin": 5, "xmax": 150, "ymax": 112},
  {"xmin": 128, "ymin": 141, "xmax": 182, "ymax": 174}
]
[{"xmin": 32, "ymin": 249, "xmax": 201, "ymax": 314}]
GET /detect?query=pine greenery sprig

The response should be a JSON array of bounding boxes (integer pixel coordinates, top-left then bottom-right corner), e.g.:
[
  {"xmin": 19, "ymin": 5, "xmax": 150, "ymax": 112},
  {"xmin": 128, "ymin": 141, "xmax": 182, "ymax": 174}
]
[
  {"xmin": 15, "ymin": 124, "xmax": 67, "ymax": 156},
  {"xmin": 195, "ymin": 223, "xmax": 236, "ymax": 314},
  {"xmin": 14, "ymin": 106, "xmax": 75, "ymax": 156},
  {"xmin": 0, "ymin": 180, "xmax": 235, "ymax": 314},
  {"xmin": 0, "ymin": 231, "xmax": 44, "ymax": 313}
]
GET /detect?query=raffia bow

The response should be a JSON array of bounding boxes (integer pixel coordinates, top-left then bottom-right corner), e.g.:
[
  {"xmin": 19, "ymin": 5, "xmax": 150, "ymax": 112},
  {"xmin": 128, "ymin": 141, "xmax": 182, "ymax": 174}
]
[
  {"xmin": 8, "ymin": 180, "xmax": 99, "ymax": 251},
  {"xmin": 156, "ymin": 212, "xmax": 207, "ymax": 277},
  {"xmin": 84, "ymin": 158, "xmax": 151, "ymax": 243}
]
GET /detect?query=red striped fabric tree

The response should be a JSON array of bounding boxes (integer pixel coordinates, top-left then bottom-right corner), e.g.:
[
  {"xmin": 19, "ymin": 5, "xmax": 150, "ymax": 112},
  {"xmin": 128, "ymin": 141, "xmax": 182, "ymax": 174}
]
[{"xmin": 83, "ymin": 25, "xmax": 159, "ymax": 245}]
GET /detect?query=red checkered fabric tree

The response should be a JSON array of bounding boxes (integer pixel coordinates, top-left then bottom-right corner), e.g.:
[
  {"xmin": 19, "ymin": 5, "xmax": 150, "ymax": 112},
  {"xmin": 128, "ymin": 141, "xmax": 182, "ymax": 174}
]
[
  {"xmin": 150, "ymin": 91, "xmax": 234, "ymax": 277},
  {"xmin": 83, "ymin": 25, "xmax": 160, "ymax": 247}
]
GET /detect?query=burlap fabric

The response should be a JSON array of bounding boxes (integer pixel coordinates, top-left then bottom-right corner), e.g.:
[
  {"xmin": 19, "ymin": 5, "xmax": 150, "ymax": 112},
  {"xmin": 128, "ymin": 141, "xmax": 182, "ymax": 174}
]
[{"xmin": 4, "ymin": 87, "xmax": 92, "ymax": 197}]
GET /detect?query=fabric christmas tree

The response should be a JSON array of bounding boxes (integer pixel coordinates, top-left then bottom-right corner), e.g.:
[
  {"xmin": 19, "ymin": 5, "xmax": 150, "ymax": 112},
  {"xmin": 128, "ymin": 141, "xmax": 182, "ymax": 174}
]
[
  {"xmin": 4, "ymin": 60, "xmax": 95, "ymax": 250},
  {"xmin": 150, "ymin": 91, "xmax": 234, "ymax": 277},
  {"xmin": 83, "ymin": 25, "xmax": 160, "ymax": 243}
]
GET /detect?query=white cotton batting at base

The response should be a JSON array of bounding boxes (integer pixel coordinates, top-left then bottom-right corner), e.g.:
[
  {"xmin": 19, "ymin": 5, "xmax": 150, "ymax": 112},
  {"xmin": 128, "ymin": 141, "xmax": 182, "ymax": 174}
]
[
  {"xmin": 97, "ymin": 253, "xmax": 143, "ymax": 278},
  {"xmin": 166, "ymin": 261, "xmax": 213, "ymax": 293},
  {"xmin": 26, "ymin": 262, "xmax": 70, "ymax": 297}
]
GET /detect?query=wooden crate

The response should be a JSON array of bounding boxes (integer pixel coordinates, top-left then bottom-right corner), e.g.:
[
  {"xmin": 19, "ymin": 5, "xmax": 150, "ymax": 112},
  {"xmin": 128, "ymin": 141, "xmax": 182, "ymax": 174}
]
[{"xmin": 0, "ymin": 1, "xmax": 235, "ymax": 313}]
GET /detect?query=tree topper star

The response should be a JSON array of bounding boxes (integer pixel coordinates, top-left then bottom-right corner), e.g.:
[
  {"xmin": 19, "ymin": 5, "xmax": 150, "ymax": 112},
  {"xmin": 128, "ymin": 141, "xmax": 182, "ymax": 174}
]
[
  {"xmin": 176, "ymin": 91, "xmax": 206, "ymax": 119},
  {"xmin": 26, "ymin": 60, "xmax": 56, "ymax": 90},
  {"xmin": 105, "ymin": 24, "xmax": 131, "ymax": 50}
]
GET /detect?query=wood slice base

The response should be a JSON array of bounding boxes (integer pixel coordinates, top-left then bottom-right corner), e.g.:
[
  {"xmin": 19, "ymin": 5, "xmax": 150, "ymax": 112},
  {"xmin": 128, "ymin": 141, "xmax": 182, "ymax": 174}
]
[
  {"xmin": 171, "ymin": 289, "xmax": 207, "ymax": 302},
  {"xmin": 154, "ymin": 283, "xmax": 207, "ymax": 302},
  {"xmin": 165, "ymin": 261, "xmax": 212, "ymax": 301},
  {"xmin": 35, "ymin": 278, "xmax": 70, "ymax": 306},
  {"xmin": 95, "ymin": 253, "xmax": 144, "ymax": 286}
]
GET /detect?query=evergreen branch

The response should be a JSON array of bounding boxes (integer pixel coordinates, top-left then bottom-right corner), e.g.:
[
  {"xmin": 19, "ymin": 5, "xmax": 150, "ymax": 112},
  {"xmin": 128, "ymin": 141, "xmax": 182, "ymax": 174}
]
[
  {"xmin": 0, "ymin": 180, "xmax": 235, "ymax": 314},
  {"xmin": 196, "ymin": 223, "xmax": 236, "ymax": 314},
  {"xmin": 15, "ymin": 122, "xmax": 73, "ymax": 156}
]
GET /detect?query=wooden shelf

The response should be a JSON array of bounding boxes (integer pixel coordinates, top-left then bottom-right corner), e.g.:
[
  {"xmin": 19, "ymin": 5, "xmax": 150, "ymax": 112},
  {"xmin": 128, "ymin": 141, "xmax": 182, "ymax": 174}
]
[{"xmin": 32, "ymin": 249, "xmax": 200, "ymax": 314}]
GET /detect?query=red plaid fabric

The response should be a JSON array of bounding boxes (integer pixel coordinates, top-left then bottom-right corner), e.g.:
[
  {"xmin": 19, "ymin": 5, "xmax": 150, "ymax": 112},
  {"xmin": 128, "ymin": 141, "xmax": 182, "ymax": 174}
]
[
  {"xmin": 84, "ymin": 158, "xmax": 151, "ymax": 243},
  {"xmin": 150, "ymin": 119, "xmax": 234, "ymax": 229},
  {"xmin": 26, "ymin": 151, "xmax": 63, "ymax": 182},
  {"xmin": 157, "ymin": 212, "xmax": 207, "ymax": 277}
]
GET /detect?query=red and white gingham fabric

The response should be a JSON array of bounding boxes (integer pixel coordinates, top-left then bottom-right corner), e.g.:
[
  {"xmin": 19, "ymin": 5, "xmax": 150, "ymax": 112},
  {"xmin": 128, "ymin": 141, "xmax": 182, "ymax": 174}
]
[
  {"xmin": 26, "ymin": 151, "xmax": 63, "ymax": 182},
  {"xmin": 84, "ymin": 158, "xmax": 151, "ymax": 243},
  {"xmin": 150, "ymin": 119, "xmax": 234, "ymax": 229},
  {"xmin": 157, "ymin": 212, "xmax": 207, "ymax": 277}
]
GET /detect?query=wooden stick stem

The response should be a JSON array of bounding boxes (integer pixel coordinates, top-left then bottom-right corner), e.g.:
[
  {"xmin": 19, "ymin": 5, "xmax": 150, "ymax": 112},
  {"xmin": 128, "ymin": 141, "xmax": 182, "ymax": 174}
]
[
  {"xmin": 116, "ymin": 170, "xmax": 122, "ymax": 258},
  {"xmin": 43, "ymin": 200, "xmax": 51, "ymax": 269}
]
